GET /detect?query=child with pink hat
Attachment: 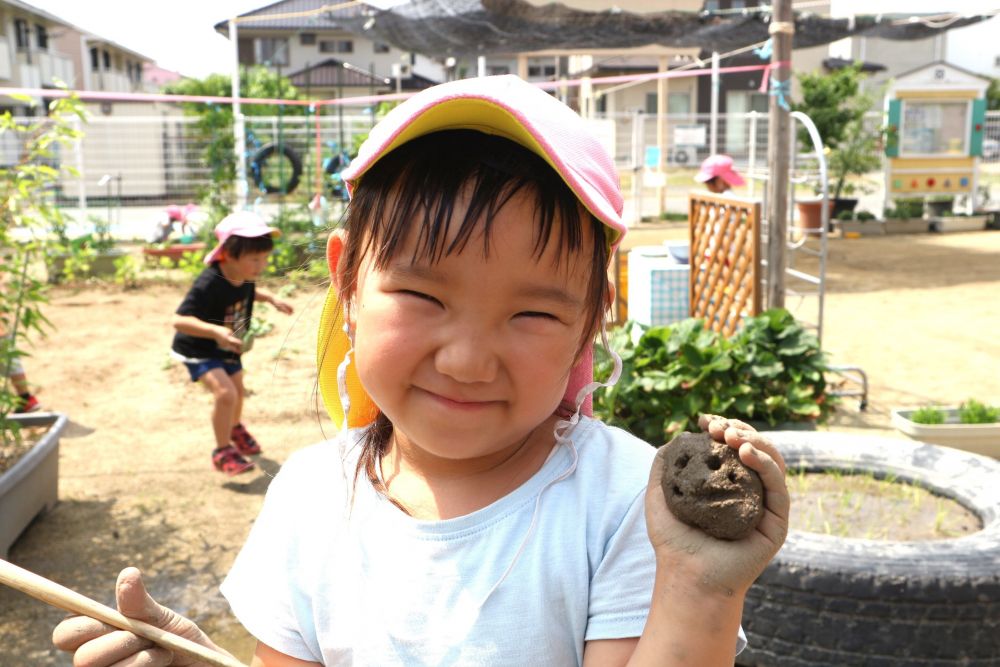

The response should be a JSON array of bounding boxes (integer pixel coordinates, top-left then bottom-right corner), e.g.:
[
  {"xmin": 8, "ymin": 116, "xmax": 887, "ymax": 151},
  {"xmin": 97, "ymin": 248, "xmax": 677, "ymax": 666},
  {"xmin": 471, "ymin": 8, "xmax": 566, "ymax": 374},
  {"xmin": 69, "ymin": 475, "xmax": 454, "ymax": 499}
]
[
  {"xmin": 55, "ymin": 76, "xmax": 788, "ymax": 666},
  {"xmin": 170, "ymin": 211, "xmax": 293, "ymax": 476},
  {"xmin": 695, "ymin": 154, "xmax": 746, "ymax": 193}
]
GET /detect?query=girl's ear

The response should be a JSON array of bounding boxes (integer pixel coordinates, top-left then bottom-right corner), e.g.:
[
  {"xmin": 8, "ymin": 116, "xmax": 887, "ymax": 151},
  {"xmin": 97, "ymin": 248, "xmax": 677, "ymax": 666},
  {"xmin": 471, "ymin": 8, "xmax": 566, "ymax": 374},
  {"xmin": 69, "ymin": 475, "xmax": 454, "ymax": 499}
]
[{"xmin": 326, "ymin": 229, "xmax": 348, "ymax": 289}]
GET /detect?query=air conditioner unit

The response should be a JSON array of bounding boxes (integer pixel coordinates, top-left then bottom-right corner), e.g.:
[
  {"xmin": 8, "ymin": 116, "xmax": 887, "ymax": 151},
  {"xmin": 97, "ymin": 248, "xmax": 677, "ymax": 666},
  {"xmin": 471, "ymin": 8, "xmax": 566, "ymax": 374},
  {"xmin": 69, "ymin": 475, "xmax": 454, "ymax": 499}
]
[{"xmin": 668, "ymin": 146, "xmax": 696, "ymax": 166}]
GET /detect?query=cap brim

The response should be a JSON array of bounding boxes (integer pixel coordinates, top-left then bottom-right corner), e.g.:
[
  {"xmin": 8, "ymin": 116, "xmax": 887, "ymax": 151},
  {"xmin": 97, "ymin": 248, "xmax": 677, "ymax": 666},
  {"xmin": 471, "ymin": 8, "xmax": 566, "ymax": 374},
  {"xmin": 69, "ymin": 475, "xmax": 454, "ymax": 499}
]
[{"xmin": 203, "ymin": 228, "xmax": 281, "ymax": 265}]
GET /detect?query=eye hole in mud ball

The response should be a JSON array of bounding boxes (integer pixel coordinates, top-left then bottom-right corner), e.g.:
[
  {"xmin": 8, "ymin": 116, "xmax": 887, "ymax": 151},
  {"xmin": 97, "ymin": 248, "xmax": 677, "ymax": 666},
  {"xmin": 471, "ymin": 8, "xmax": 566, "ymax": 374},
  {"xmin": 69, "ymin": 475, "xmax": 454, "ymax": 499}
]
[{"xmin": 659, "ymin": 432, "xmax": 765, "ymax": 540}]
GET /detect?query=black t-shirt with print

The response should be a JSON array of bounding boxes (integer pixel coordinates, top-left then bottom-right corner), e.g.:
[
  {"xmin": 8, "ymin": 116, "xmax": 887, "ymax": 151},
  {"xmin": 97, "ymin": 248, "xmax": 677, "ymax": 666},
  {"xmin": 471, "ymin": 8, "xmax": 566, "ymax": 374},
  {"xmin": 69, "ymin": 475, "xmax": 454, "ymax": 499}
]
[{"xmin": 171, "ymin": 263, "xmax": 254, "ymax": 361}]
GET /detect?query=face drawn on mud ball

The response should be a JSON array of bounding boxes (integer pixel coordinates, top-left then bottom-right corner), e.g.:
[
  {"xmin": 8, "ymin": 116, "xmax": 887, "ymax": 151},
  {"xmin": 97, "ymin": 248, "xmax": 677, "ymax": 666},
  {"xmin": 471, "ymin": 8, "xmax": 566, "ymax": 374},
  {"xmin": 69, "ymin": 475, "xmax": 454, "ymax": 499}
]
[{"xmin": 660, "ymin": 432, "xmax": 765, "ymax": 540}]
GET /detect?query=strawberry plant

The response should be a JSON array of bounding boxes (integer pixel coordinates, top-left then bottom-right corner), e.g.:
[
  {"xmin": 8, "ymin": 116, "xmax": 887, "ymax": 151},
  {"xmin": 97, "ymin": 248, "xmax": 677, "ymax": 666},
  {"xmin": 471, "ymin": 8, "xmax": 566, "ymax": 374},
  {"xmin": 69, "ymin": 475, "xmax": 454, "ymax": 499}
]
[{"xmin": 593, "ymin": 309, "xmax": 835, "ymax": 445}]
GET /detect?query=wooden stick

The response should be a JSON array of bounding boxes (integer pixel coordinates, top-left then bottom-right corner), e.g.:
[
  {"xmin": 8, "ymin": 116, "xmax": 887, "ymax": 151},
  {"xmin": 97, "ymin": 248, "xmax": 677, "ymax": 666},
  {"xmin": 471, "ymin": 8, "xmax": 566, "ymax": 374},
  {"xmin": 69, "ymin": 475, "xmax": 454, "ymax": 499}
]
[{"xmin": 0, "ymin": 559, "xmax": 248, "ymax": 667}]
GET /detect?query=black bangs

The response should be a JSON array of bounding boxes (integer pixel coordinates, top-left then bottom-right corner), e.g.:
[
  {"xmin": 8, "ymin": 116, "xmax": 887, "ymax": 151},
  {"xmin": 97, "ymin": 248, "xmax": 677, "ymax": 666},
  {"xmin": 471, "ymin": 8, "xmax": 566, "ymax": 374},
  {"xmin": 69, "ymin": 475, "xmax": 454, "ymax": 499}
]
[{"xmin": 345, "ymin": 129, "xmax": 605, "ymax": 271}]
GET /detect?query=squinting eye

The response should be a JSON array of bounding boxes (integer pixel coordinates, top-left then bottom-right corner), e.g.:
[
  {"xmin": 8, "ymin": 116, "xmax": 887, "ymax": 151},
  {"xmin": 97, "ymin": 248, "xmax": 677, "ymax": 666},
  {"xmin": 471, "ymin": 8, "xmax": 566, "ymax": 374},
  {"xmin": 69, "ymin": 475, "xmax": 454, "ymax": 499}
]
[
  {"xmin": 518, "ymin": 311, "xmax": 557, "ymax": 320},
  {"xmin": 401, "ymin": 290, "xmax": 441, "ymax": 305}
]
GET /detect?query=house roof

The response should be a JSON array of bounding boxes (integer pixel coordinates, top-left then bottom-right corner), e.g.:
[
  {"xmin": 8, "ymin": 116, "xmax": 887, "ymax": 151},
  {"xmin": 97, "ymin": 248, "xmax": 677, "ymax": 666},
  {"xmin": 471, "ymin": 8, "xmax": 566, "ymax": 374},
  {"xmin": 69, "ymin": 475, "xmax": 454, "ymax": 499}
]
[
  {"xmin": 213, "ymin": 0, "xmax": 374, "ymax": 34},
  {"xmin": 287, "ymin": 58, "xmax": 439, "ymax": 91}
]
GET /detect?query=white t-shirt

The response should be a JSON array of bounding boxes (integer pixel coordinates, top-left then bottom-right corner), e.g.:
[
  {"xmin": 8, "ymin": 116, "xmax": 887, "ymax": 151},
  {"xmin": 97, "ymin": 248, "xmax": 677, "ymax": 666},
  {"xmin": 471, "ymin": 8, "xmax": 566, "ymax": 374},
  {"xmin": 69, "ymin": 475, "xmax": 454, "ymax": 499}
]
[{"xmin": 221, "ymin": 416, "xmax": 745, "ymax": 665}]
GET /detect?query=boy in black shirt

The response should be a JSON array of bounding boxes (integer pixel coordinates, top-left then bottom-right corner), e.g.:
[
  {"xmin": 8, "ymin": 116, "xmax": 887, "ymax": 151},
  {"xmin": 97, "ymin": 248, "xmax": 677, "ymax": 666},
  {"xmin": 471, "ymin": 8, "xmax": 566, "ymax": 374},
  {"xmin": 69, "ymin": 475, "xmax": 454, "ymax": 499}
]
[{"xmin": 172, "ymin": 212, "xmax": 292, "ymax": 475}]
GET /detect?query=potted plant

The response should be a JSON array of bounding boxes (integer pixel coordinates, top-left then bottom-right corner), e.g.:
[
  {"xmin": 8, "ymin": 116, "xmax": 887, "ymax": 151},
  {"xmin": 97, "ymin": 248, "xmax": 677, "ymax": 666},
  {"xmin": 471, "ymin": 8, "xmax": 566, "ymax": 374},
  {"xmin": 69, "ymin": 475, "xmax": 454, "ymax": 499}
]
[
  {"xmin": 891, "ymin": 398, "xmax": 1000, "ymax": 458},
  {"xmin": 1, "ymin": 92, "xmax": 82, "ymax": 556},
  {"xmin": 882, "ymin": 197, "xmax": 928, "ymax": 234},
  {"xmin": 794, "ymin": 63, "xmax": 881, "ymax": 220}
]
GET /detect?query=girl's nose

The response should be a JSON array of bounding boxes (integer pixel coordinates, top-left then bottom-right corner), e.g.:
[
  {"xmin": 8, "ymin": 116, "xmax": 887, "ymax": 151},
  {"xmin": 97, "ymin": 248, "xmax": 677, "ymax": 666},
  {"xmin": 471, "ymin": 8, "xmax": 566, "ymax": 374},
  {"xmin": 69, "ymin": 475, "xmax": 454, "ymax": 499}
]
[{"xmin": 434, "ymin": 331, "xmax": 499, "ymax": 384}]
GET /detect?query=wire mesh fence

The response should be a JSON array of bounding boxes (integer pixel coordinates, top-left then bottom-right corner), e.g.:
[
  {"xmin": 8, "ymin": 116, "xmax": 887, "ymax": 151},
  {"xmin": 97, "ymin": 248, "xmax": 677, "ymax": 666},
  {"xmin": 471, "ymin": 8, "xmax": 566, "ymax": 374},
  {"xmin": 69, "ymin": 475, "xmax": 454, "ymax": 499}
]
[{"xmin": 2, "ymin": 107, "xmax": 998, "ymax": 228}]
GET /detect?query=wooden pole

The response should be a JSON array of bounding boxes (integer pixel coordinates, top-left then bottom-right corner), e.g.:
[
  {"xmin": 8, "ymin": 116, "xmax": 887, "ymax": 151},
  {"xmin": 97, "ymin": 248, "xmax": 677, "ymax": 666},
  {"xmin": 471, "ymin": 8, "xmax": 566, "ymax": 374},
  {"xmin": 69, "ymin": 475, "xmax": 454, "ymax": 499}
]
[
  {"xmin": 0, "ymin": 559, "xmax": 248, "ymax": 667},
  {"xmin": 765, "ymin": 0, "xmax": 794, "ymax": 309}
]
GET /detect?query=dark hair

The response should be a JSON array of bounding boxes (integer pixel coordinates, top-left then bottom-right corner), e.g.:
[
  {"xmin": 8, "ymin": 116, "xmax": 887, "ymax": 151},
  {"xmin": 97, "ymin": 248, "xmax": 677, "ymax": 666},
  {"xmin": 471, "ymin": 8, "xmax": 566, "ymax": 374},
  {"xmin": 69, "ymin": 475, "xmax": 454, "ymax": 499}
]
[
  {"xmin": 333, "ymin": 130, "xmax": 611, "ymax": 509},
  {"xmin": 220, "ymin": 233, "xmax": 274, "ymax": 260}
]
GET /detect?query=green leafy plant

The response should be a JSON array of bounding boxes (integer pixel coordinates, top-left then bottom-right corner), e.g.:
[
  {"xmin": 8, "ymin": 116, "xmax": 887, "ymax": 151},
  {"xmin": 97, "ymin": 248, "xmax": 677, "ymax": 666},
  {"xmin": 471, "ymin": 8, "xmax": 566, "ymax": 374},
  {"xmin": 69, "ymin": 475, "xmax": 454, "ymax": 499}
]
[
  {"xmin": 0, "ymin": 92, "xmax": 86, "ymax": 437},
  {"xmin": 958, "ymin": 399, "xmax": 999, "ymax": 424},
  {"xmin": 593, "ymin": 309, "xmax": 834, "ymax": 444},
  {"xmin": 910, "ymin": 406, "xmax": 946, "ymax": 424},
  {"xmin": 884, "ymin": 198, "xmax": 923, "ymax": 220},
  {"xmin": 794, "ymin": 63, "xmax": 882, "ymax": 201},
  {"xmin": 856, "ymin": 210, "xmax": 876, "ymax": 221}
]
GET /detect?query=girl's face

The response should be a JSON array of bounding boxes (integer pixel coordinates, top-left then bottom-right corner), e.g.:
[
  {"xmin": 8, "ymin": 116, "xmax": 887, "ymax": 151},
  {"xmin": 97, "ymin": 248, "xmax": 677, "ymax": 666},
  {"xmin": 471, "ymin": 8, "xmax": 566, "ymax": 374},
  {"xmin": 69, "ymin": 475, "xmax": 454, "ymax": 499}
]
[{"xmin": 344, "ymin": 189, "xmax": 598, "ymax": 461}]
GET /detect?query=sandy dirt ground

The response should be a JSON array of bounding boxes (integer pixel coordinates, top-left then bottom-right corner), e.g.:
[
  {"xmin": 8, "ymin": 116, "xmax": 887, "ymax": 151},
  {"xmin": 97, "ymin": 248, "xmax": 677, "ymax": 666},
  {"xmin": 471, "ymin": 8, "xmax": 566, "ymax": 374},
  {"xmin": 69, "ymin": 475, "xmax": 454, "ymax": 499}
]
[{"xmin": 2, "ymin": 228, "xmax": 999, "ymax": 665}]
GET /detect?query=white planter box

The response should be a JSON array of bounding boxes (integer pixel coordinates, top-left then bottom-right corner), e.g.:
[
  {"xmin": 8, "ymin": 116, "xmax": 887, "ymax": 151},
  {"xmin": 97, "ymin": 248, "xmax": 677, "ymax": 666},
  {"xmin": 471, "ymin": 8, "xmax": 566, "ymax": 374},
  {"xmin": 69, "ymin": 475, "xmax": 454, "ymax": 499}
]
[
  {"xmin": 838, "ymin": 220, "xmax": 885, "ymax": 236},
  {"xmin": 0, "ymin": 412, "xmax": 66, "ymax": 558},
  {"xmin": 930, "ymin": 215, "xmax": 988, "ymax": 233},
  {"xmin": 891, "ymin": 407, "xmax": 1000, "ymax": 459},
  {"xmin": 883, "ymin": 218, "xmax": 929, "ymax": 235}
]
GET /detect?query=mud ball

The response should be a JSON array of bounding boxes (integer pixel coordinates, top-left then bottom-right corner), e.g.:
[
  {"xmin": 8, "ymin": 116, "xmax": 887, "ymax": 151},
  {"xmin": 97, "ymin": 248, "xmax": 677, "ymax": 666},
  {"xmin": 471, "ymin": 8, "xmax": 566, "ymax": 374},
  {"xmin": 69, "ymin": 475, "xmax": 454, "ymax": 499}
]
[{"xmin": 660, "ymin": 431, "xmax": 764, "ymax": 540}]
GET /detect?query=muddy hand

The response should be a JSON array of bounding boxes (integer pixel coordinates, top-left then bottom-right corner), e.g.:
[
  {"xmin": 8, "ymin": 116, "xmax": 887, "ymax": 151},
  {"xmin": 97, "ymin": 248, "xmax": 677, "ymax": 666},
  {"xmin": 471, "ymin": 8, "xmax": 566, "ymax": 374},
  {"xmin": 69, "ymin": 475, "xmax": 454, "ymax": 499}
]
[
  {"xmin": 645, "ymin": 417, "xmax": 789, "ymax": 594},
  {"xmin": 52, "ymin": 567, "xmax": 228, "ymax": 667}
]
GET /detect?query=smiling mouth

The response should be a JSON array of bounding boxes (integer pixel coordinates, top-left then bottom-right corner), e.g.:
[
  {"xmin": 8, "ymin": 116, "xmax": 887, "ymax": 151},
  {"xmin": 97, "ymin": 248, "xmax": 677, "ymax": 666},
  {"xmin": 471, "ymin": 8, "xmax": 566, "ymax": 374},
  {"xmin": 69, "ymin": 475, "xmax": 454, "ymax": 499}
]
[{"xmin": 420, "ymin": 387, "xmax": 500, "ymax": 410}]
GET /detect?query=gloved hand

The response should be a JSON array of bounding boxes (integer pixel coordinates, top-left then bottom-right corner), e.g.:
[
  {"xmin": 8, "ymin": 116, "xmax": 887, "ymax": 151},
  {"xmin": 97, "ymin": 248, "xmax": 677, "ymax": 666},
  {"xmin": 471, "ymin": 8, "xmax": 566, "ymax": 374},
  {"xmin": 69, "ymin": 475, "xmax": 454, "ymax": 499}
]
[{"xmin": 52, "ymin": 567, "xmax": 231, "ymax": 667}]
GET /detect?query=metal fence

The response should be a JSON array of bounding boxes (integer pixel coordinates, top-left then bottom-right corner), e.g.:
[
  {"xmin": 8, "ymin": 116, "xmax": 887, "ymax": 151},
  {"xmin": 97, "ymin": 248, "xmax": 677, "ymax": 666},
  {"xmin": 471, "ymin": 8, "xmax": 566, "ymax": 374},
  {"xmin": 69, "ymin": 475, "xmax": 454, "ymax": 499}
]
[{"xmin": 3, "ymin": 108, "xmax": 998, "ymax": 215}]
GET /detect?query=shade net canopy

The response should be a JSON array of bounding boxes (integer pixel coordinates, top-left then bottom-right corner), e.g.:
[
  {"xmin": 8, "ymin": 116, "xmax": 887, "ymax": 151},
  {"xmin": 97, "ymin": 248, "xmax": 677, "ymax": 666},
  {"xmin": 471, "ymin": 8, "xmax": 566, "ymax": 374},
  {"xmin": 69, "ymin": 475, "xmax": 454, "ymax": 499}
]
[{"xmin": 332, "ymin": 0, "xmax": 989, "ymax": 56}]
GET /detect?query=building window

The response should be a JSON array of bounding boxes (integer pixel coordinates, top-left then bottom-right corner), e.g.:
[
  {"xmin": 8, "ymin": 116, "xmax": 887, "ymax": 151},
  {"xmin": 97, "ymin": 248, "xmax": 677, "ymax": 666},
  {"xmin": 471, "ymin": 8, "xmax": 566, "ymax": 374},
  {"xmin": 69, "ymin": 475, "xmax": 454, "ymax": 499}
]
[
  {"xmin": 35, "ymin": 24, "xmax": 47, "ymax": 50},
  {"xmin": 487, "ymin": 65, "xmax": 510, "ymax": 76},
  {"xmin": 90, "ymin": 47, "xmax": 99, "ymax": 71},
  {"xmin": 319, "ymin": 39, "xmax": 353, "ymax": 54},
  {"xmin": 258, "ymin": 38, "xmax": 289, "ymax": 65},
  {"xmin": 103, "ymin": 50, "xmax": 111, "ymax": 70},
  {"xmin": 300, "ymin": 33, "xmax": 316, "ymax": 45},
  {"xmin": 14, "ymin": 19, "xmax": 29, "ymax": 49},
  {"xmin": 527, "ymin": 64, "xmax": 556, "ymax": 78},
  {"xmin": 374, "ymin": 41, "xmax": 390, "ymax": 54}
]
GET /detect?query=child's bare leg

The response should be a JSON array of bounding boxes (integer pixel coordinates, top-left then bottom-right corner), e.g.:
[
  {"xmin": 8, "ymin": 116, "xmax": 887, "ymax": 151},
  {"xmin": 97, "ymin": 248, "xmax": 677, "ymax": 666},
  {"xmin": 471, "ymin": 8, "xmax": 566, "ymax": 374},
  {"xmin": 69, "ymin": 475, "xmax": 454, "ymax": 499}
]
[
  {"xmin": 229, "ymin": 370, "xmax": 245, "ymax": 428},
  {"xmin": 9, "ymin": 372, "xmax": 29, "ymax": 395},
  {"xmin": 198, "ymin": 368, "xmax": 238, "ymax": 449}
]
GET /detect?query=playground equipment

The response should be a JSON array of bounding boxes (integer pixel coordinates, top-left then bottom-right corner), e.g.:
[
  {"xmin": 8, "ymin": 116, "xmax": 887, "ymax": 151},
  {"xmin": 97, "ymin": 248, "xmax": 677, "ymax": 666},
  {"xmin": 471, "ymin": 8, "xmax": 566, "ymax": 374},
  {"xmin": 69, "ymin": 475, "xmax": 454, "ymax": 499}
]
[{"xmin": 884, "ymin": 62, "xmax": 991, "ymax": 214}]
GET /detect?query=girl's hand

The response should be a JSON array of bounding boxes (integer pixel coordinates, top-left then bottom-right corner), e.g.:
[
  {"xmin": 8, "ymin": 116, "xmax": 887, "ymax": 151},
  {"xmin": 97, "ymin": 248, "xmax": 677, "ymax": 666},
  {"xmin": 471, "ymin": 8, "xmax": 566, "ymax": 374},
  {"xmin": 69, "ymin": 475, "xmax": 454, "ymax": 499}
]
[
  {"xmin": 52, "ymin": 567, "xmax": 227, "ymax": 667},
  {"xmin": 644, "ymin": 415, "xmax": 789, "ymax": 596}
]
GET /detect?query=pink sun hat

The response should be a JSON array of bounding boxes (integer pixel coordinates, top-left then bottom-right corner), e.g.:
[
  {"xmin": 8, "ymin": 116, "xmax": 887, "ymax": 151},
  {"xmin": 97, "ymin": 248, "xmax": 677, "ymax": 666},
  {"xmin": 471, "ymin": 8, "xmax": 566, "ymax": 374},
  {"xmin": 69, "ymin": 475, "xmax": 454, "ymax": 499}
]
[
  {"xmin": 341, "ymin": 74, "xmax": 626, "ymax": 251},
  {"xmin": 203, "ymin": 211, "xmax": 280, "ymax": 265},
  {"xmin": 321, "ymin": 75, "xmax": 626, "ymax": 429},
  {"xmin": 695, "ymin": 154, "xmax": 746, "ymax": 187}
]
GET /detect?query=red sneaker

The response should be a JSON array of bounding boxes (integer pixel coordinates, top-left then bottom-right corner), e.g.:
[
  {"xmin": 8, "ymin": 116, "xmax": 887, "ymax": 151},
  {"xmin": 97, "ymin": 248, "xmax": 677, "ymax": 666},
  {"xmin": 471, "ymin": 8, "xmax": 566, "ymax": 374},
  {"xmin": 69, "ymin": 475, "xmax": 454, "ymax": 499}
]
[
  {"xmin": 14, "ymin": 394, "xmax": 40, "ymax": 413},
  {"xmin": 212, "ymin": 445, "xmax": 255, "ymax": 476},
  {"xmin": 231, "ymin": 423, "xmax": 261, "ymax": 456}
]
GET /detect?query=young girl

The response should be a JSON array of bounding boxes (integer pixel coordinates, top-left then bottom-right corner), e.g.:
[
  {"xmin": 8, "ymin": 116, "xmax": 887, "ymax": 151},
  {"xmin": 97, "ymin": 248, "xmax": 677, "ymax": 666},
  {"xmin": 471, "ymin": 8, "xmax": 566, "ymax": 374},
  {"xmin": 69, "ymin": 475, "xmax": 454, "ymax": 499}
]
[{"xmin": 53, "ymin": 75, "xmax": 788, "ymax": 666}]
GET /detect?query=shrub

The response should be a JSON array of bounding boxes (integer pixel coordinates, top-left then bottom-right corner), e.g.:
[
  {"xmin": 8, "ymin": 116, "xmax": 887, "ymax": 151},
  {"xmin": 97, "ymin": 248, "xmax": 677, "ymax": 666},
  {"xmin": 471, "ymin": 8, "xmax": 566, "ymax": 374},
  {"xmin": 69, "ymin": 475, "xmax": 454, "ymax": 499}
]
[
  {"xmin": 959, "ymin": 399, "xmax": 999, "ymax": 424},
  {"xmin": 910, "ymin": 406, "xmax": 946, "ymax": 424},
  {"xmin": 593, "ymin": 309, "xmax": 834, "ymax": 444}
]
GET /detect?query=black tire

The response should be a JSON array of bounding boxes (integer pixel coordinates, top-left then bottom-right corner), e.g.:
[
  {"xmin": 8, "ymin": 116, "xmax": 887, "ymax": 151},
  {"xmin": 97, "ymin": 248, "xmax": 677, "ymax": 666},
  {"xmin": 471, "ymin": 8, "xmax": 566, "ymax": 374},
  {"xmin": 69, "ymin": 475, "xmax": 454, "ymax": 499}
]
[
  {"xmin": 250, "ymin": 143, "xmax": 302, "ymax": 194},
  {"xmin": 738, "ymin": 431, "xmax": 1000, "ymax": 667}
]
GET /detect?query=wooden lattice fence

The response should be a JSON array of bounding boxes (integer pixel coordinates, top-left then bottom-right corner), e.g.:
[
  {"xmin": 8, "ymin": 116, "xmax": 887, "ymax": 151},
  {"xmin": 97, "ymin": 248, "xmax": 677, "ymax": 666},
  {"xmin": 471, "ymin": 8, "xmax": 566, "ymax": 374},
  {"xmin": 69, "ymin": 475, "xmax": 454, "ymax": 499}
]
[{"xmin": 688, "ymin": 193, "xmax": 762, "ymax": 336}]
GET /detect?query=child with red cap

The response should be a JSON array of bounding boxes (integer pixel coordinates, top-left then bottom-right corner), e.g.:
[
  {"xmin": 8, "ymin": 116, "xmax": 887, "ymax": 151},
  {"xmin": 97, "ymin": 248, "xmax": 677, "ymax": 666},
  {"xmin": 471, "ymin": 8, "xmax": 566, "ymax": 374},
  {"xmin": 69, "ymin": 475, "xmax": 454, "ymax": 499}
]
[
  {"xmin": 695, "ymin": 154, "xmax": 746, "ymax": 194},
  {"xmin": 54, "ymin": 76, "xmax": 787, "ymax": 666},
  {"xmin": 170, "ymin": 211, "xmax": 293, "ymax": 475}
]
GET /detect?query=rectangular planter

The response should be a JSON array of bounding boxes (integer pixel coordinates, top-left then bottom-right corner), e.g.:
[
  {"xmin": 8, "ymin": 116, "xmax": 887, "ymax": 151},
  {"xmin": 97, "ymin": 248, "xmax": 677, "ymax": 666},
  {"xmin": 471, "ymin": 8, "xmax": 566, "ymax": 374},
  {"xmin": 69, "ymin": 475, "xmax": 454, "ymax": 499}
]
[
  {"xmin": 837, "ymin": 220, "xmax": 886, "ymax": 236},
  {"xmin": 929, "ymin": 215, "xmax": 988, "ymax": 233},
  {"xmin": 0, "ymin": 412, "xmax": 66, "ymax": 558},
  {"xmin": 47, "ymin": 248, "xmax": 127, "ymax": 283},
  {"xmin": 891, "ymin": 407, "xmax": 1000, "ymax": 459},
  {"xmin": 883, "ymin": 218, "xmax": 929, "ymax": 235}
]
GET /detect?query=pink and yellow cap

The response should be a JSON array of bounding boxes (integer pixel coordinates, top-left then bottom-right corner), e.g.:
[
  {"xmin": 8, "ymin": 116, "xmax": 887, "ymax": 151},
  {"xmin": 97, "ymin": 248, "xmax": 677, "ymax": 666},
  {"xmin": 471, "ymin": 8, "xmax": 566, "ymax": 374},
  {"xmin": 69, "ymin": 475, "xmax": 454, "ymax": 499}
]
[{"xmin": 318, "ymin": 75, "xmax": 627, "ymax": 429}]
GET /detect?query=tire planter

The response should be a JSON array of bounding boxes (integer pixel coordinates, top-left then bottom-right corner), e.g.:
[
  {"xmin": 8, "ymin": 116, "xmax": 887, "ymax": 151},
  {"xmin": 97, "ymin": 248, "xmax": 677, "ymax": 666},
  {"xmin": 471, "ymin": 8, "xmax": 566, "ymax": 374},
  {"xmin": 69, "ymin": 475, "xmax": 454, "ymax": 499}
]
[
  {"xmin": 738, "ymin": 431, "xmax": 1000, "ymax": 667},
  {"xmin": 1, "ymin": 412, "xmax": 67, "ymax": 559},
  {"xmin": 250, "ymin": 143, "xmax": 303, "ymax": 194}
]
